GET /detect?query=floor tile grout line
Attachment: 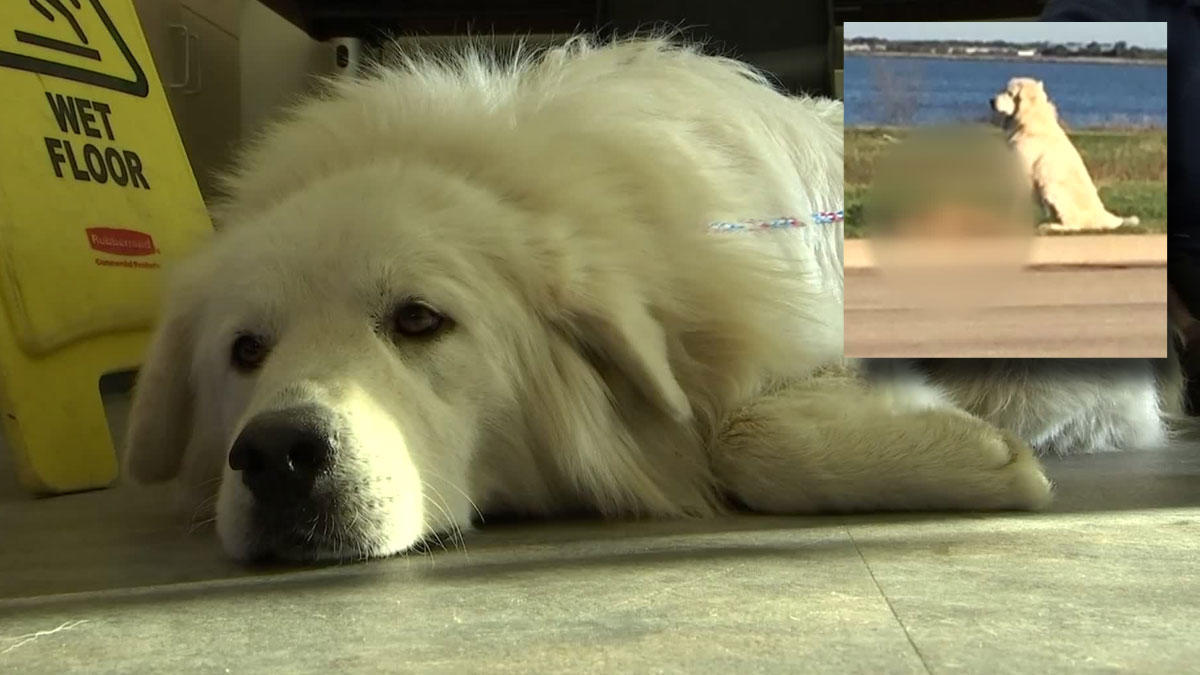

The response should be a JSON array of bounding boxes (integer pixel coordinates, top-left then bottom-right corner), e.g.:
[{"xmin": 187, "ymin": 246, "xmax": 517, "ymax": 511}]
[
  {"xmin": 0, "ymin": 566, "xmax": 361, "ymax": 611},
  {"xmin": 846, "ymin": 525, "xmax": 933, "ymax": 675}
]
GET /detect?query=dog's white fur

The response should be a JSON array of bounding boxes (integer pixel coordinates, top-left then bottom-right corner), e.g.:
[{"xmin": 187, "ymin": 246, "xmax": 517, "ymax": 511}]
[
  {"xmin": 991, "ymin": 77, "xmax": 1140, "ymax": 232},
  {"xmin": 124, "ymin": 39, "xmax": 1165, "ymax": 562},
  {"xmin": 870, "ymin": 359, "xmax": 1172, "ymax": 456}
]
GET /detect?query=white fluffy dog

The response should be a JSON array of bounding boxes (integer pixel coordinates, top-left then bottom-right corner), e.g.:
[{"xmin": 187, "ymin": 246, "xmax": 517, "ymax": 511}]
[
  {"xmin": 991, "ymin": 77, "xmax": 1140, "ymax": 232},
  {"xmin": 124, "ymin": 39, "xmax": 1162, "ymax": 562}
]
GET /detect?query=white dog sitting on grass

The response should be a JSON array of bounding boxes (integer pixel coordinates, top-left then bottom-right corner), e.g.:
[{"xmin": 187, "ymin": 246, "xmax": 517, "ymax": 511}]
[{"xmin": 991, "ymin": 77, "xmax": 1140, "ymax": 232}]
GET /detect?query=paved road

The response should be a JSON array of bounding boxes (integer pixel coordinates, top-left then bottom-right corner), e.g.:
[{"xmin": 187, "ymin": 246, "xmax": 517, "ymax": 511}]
[
  {"xmin": 844, "ymin": 266, "xmax": 1167, "ymax": 358},
  {"xmin": 844, "ymin": 234, "xmax": 1167, "ymax": 269}
]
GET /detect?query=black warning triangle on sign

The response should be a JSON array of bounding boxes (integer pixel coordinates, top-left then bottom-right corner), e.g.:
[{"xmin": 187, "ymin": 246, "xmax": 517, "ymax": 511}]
[{"xmin": 0, "ymin": 0, "xmax": 148, "ymax": 97}]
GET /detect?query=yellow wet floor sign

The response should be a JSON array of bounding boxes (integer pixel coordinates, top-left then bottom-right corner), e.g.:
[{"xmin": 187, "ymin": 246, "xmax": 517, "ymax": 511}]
[{"xmin": 0, "ymin": 0, "xmax": 211, "ymax": 493}]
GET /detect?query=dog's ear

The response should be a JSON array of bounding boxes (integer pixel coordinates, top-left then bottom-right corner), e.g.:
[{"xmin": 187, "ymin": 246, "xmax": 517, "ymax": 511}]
[
  {"xmin": 123, "ymin": 296, "xmax": 197, "ymax": 484},
  {"xmin": 555, "ymin": 286, "xmax": 693, "ymax": 423}
]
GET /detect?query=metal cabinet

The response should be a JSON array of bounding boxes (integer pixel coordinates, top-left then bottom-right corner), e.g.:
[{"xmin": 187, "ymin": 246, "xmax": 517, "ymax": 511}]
[{"xmin": 132, "ymin": 0, "xmax": 241, "ymax": 203}]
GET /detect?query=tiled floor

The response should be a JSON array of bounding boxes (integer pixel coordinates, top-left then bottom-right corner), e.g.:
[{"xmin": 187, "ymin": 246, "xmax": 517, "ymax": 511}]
[{"xmin": 1, "ymin": 403, "xmax": 1198, "ymax": 673}]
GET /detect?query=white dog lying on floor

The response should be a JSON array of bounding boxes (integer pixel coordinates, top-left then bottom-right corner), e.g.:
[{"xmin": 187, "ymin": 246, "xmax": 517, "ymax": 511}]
[{"xmin": 123, "ymin": 38, "xmax": 1170, "ymax": 561}]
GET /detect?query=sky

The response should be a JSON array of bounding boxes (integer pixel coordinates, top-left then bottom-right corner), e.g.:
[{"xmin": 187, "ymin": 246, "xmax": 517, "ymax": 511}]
[{"xmin": 844, "ymin": 22, "xmax": 1167, "ymax": 49}]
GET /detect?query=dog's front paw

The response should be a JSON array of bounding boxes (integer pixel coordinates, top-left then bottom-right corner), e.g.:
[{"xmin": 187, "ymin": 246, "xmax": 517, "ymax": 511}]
[{"xmin": 978, "ymin": 428, "xmax": 1053, "ymax": 510}]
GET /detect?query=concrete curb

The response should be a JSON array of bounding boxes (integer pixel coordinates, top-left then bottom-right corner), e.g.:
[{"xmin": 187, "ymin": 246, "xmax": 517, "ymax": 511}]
[{"xmin": 844, "ymin": 234, "xmax": 1167, "ymax": 270}]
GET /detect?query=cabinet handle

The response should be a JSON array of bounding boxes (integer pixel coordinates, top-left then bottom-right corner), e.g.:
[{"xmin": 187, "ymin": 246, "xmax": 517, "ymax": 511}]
[
  {"xmin": 183, "ymin": 30, "xmax": 202, "ymax": 94},
  {"xmin": 165, "ymin": 23, "xmax": 190, "ymax": 89}
]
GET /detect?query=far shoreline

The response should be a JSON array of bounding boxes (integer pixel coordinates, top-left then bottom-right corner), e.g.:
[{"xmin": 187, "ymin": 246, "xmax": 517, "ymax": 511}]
[
  {"xmin": 846, "ymin": 51, "xmax": 1166, "ymax": 67},
  {"xmin": 844, "ymin": 124, "xmax": 1167, "ymax": 132}
]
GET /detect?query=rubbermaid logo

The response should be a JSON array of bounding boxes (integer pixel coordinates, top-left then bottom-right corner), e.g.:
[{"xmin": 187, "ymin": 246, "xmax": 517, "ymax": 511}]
[{"xmin": 86, "ymin": 227, "xmax": 156, "ymax": 256}]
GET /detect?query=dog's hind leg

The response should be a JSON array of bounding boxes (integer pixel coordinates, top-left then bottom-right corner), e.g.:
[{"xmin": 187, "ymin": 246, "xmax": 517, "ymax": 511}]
[
  {"xmin": 1033, "ymin": 194, "xmax": 1081, "ymax": 233},
  {"xmin": 710, "ymin": 365, "xmax": 1052, "ymax": 514}
]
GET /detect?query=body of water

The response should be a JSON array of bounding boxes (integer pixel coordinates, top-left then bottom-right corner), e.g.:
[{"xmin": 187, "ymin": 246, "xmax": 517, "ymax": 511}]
[{"xmin": 845, "ymin": 54, "xmax": 1167, "ymax": 127}]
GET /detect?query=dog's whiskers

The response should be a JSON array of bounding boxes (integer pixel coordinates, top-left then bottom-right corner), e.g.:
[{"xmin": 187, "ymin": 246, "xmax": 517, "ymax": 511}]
[
  {"xmin": 421, "ymin": 492, "xmax": 456, "ymax": 552},
  {"xmin": 425, "ymin": 469, "xmax": 484, "ymax": 524},
  {"xmin": 186, "ymin": 493, "xmax": 221, "ymax": 531},
  {"xmin": 187, "ymin": 515, "xmax": 217, "ymax": 534},
  {"xmin": 420, "ymin": 483, "xmax": 467, "ymax": 556}
]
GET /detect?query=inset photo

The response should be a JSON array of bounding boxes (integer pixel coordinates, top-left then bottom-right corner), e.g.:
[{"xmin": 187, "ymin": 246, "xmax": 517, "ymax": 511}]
[{"xmin": 843, "ymin": 21, "xmax": 1167, "ymax": 358}]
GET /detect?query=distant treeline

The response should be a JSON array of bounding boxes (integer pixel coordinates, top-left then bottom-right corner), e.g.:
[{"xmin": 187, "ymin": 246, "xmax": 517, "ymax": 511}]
[{"xmin": 846, "ymin": 38, "xmax": 1166, "ymax": 61}]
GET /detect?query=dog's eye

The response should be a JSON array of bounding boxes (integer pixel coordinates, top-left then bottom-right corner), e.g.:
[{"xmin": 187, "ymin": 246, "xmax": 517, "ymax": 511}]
[
  {"xmin": 231, "ymin": 334, "xmax": 269, "ymax": 372},
  {"xmin": 392, "ymin": 301, "xmax": 447, "ymax": 338}
]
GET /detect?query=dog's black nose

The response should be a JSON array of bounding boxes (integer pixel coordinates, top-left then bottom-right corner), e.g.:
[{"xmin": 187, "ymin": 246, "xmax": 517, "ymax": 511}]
[{"xmin": 229, "ymin": 407, "xmax": 333, "ymax": 502}]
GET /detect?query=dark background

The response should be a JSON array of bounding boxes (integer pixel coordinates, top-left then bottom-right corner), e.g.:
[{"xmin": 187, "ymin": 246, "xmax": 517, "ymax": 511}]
[{"xmin": 256, "ymin": 1, "xmax": 1048, "ymax": 98}]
